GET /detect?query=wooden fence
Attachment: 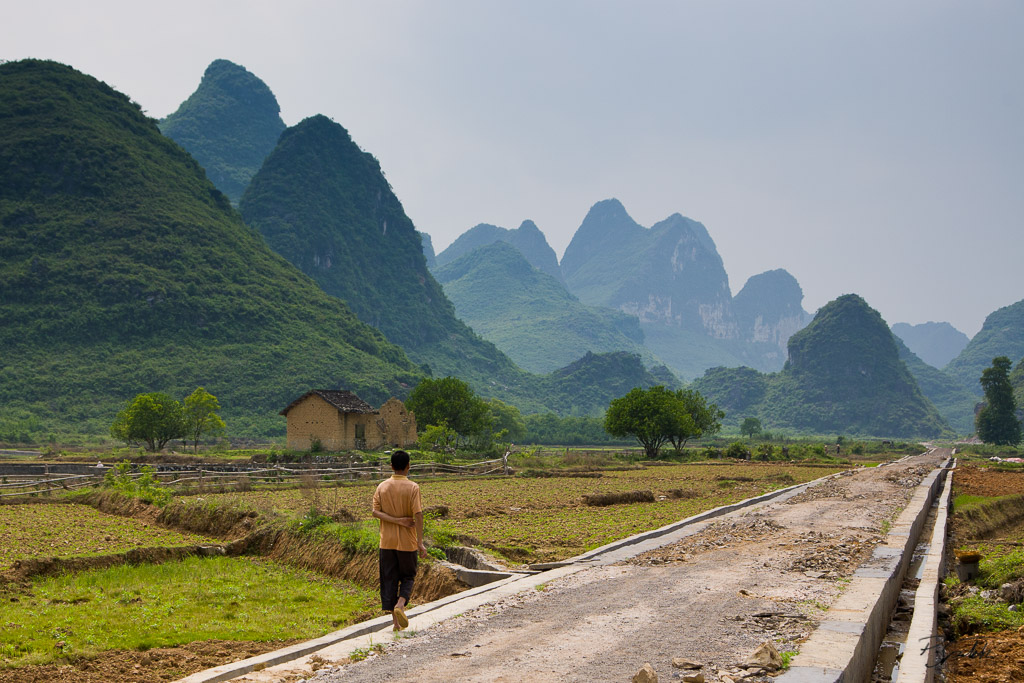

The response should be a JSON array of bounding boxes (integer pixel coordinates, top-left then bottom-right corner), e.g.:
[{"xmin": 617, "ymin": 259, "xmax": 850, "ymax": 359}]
[{"xmin": 0, "ymin": 458, "xmax": 509, "ymax": 499}]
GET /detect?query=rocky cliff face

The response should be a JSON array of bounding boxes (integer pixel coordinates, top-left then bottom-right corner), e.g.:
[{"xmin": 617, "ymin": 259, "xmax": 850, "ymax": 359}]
[
  {"xmin": 160, "ymin": 60, "xmax": 285, "ymax": 203},
  {"xmin": 419, "ymin": 231, "xmax": 436, "ymax": 268},
  {"xmin": 562, "ymin": 200, "xmax": 736, "ymax": 336},
  {"xmin": 734, "ymin": 269, "xmax": 812, "ymax": 355},
  {"xmin": 559, "ymin": 199, "xmax": 810, "ymax": 375}
]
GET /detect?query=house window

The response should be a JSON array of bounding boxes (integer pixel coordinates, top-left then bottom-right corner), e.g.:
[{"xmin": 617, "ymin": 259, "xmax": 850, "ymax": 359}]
[{"xmin": 355, "ymin": 424, "xmax": 365, "ymax": 439}]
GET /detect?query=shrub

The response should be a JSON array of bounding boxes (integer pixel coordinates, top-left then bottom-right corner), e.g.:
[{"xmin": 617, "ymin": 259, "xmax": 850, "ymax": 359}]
[
  {"xmin": 725, "ymin": 441, "xmax": 750, "ymax": 459},
  {"xmin": 102, "ymin": 460, "xmax": 172, "ymax": 506}
]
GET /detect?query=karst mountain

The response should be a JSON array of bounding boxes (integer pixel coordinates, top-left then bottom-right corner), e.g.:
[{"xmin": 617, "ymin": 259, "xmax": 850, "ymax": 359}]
[
  {"xmin": 693, "ymin": 294, "xmax": 951, "ymax": 438},
  {"xmin": 0, "ymin": 59, "xmax": 420, "ymax": 434},
  {"xmin": 160, "ymin": 59, "xmax": 286, "ymax": 204}
]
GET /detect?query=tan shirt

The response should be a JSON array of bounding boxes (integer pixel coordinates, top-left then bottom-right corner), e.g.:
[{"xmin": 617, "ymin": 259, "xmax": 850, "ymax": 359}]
[{"xmin": 372, "ymin": 474, "xmax": 423, "ymax": 551}]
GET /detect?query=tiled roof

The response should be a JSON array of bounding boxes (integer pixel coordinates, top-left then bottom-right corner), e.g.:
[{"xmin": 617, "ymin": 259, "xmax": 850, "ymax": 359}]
[{"xmin": 279, "ymin": 390, "xmax": 376, "ymax": 416}]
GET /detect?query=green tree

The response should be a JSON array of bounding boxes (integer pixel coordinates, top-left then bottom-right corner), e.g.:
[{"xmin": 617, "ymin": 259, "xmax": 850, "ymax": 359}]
[
  {"xmin": 183, "ymin": 387, "xmax": 226, "ymax": 453},
  {"xmin": 486, "ymin": 398, "xmax": 526, "ymax": 444},
  {"xmin": 417, "ymin": 422, "xmax": 457, "ymax": 461},
  {"xmin": 976, "ymin": 356, "xmax": 1022, "ymax": 445},
  {"xmin": 668, "ymin": 388, "xmax": 725, "ymax": 452},
  {"xmin": 741, "ymin": 417, "xmax": 762, "ymax": 441},
  {"xmin": 604, "ymin": 386, "xmax": 687, "ymax": 459},
  {"xmin": 110, "ymin": 393, "xmax": 186, "ymax": 452},
  {"xmin": 406, "ymin": 377, "xmax": 490, "ymax": 445}
]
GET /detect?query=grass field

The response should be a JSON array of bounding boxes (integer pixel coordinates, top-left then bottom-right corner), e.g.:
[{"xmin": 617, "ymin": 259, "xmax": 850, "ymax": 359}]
[
  {"xmin": 0, "ymin": 555, "xmax": 377, "ymax": 668},
  {"xmin": 180, "ymin": 462, "xmax": 846, "ymax": 562},
  {"xmin": 0, "ymin": 504, "xmax": 213, "ymax": 568}
]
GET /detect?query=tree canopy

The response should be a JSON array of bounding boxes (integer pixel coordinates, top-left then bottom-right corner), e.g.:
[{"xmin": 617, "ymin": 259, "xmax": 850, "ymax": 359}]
[
  {"xmin": 976, "ymin": 356, "xmax": 1022, "ymax": 445},
  {"xmin": 183, "ymin": 387, "xmax": 226, "ymax": 452},
  {"xmin": 741, "ymin": 417, "xmax": 763, "ymax": 440},
  {"xmin": 111, "ymin": 393, "xmax": 186, "ymax": 452},
  {"xmin": 406, "ymin": 377, "xmax": 491, "ymax": 443},
  {"xmin": 604, "ymin": 386, "xmax": 723, "ymax": 459}
]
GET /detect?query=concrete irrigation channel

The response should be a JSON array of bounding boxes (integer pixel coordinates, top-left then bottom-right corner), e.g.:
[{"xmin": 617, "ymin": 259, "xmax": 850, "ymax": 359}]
[{"xmin": 178, "ymin": 449, "xmax": 954, "ymax": 683}]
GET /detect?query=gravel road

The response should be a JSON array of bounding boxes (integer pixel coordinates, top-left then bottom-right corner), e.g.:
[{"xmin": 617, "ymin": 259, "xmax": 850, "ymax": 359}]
[{"xmin": 303, "ymin": 450, "xmax": 948, "ymax": 683}]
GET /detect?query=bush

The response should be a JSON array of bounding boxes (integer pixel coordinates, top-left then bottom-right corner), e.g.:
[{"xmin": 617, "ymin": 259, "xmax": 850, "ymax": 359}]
[
  {"xmin": 103, "ymin": 460, "xmax": 172, "ymax": 506},
  {"xmin": 725, "ymin": 441, "xmax": 750, "ymax": 459}
]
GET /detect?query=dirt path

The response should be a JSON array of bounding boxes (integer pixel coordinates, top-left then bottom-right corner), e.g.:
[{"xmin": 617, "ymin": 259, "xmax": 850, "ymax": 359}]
[{"xmin": 301, "ymin": 450, "xmax": 947, "ymax": 683}]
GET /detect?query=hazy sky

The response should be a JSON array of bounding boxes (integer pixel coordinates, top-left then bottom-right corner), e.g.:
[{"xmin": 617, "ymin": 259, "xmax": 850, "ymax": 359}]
[{"xmin": 5, "ymin": 1, "xmax": 1022, "ymax": 337}]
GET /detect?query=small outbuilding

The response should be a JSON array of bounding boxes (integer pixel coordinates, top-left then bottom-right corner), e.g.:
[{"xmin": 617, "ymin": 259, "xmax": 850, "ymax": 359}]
[{"xmin": 280, "ymin": 390, "xmax": 418, "ymax": 451}]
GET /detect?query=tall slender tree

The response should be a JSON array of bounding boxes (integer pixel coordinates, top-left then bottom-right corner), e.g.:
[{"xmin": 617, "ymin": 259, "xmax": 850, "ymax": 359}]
[{"xmin": 976, "ymin": 356, "xmax": 1022, "ymax": 445}]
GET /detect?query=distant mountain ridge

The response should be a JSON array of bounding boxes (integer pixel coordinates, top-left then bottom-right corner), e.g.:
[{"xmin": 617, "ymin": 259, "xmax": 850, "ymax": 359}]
[
  {"xmin": 435, "ymin": 220, "xmax": 564, "ymax": 284},
  {"xmin": 236, "ymin": 112, "xmax": 669, "ymax": 416},
  {"xmin": 434, "ymin": 241, "xmax": 656, "ymax": 373},
  {"xmin": 553, "ymin": 198, "xmax": 810, "ymax": 379},
  {"xmin": 160, "ymin": 59, "xmax": 285, "ymax": 204},
  {"xmin": 892, "ymin": 321, "xmax": 969, "ymax": 369},
  {"xmin": 562, "ymin": 200, "xmax": 735, "ymax": 334}
]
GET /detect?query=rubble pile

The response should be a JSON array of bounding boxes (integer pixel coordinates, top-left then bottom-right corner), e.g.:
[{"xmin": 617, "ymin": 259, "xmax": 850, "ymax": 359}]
[
  {"xmin": 785, "ymin": 531, "xmax": 876, "ymax": 577},
  {"xmin": 629, "ymin": 518, "xmax": 787, "ymax": 567}
]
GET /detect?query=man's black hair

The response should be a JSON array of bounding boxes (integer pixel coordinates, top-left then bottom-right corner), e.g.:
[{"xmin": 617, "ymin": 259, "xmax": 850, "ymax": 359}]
[{"xmin": 391, "ymin": 450, "xmax": 410, "ymax": 471}]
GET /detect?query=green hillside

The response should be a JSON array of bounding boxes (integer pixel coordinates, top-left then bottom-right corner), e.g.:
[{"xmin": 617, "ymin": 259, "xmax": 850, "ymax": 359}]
[
  {"xmin": 895, "ymin": 338, "xmax": 977, "ymax": 434},
  {"xmin": 238, "ymin": 115, "xmax": 531, "ymax": 393},
  {"xmin": 0, "ymin": 60, "xmax": 421, "ymax": 437},
  {"xmin": 537, "ymin": 352, "xmax": 681, "ymax": 417},
  {"xmin": 237, "ymin": 115, "xmax": 677, "ymax": 417},
  {"xmin": 693, "ymin": 295, "xmax": 950, "ymax": 438},
  {"xmin": 160, "ymin": 60, "xmax": 285, "ymax": 203},
  {"xmin": 944, "ymin": 299, "xmax": 1024, "ymax": 396},
  {"xmin": 1011, "ymin": 357, "xmax": 1024, "ymax": 415},
  {"xmin": 434, "ymin": 242, "xmax": 654, "ymax": 373}
]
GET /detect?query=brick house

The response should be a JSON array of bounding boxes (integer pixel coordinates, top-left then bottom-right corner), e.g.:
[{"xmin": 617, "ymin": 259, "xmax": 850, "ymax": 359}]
[{"xmin": 280, "ymin": 390, "xmax": 418, "ymax": 451}]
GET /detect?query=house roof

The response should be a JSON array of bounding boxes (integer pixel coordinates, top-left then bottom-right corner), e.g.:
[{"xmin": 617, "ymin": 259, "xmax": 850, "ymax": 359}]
[{"xmin": 280, "ymin": 390, "xmax": 376, "ymax": 416}]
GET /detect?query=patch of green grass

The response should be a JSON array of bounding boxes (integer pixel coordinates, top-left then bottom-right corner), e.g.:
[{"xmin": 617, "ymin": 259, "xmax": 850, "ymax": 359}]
[
  {"xmin": 949, "ymin": 593, "xmax": 1024, "ymax": 636},
  {"xmin": 0, "ymin": 556, "xmax": 376, "ymax": 667},
  {"xmin": 975, "ymin": 546, "xmax": 1024, "ymax": 589},
  {"xmin": 953, "ymin": 494, "xmax": 999, "ymax": 511},
  {"xmin": 348, "ymin": 642, "xmax": 385, "ymax": 662},
  {"xmin": 780, "ymin": 650, "xmax": 798, "ymax": 669}
]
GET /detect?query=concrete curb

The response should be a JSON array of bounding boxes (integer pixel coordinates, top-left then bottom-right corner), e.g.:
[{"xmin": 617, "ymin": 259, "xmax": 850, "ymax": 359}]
[
  {"xmin": 898, "ymin": 459, "xmax": 955, "ymax": 682},
  {"xmin": 778, "ymin": 455, "xmax": 951, "ymax": 683},
  {"xmin": 175, "ymin": 464, "xmax": 857, "ymax": 683}
]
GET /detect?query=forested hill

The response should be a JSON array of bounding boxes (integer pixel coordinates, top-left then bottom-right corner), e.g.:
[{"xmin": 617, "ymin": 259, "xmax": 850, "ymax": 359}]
[
  {"xmin": 238, "ymin": 114, "xmax": 534, "ymax": 393},
  {"xmin": 944, "ymin": 299, "xmax": 1024, "ymax": 396},
  {"xmin": 160, "ymin": 59, "xmax": 285, "ymax": 203},
  {"xmin": 694, "ymin": 295, "xmax": 951, "ymax": 438},
  {"xmin": 0, "ymin": 60, "xmax": 422, "ymax": 436}
]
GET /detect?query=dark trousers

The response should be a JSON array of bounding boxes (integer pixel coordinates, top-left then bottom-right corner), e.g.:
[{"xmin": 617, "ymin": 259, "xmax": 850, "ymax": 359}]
[{"xmin": 379, "ymin": 548, "xmax": 417, "ymax": 611}]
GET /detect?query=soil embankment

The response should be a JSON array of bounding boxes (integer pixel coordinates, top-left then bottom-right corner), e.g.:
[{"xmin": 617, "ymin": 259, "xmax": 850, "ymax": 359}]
[{"xmin": 944, "ymin": 463, "xmax": 1024, "ymax": 683}]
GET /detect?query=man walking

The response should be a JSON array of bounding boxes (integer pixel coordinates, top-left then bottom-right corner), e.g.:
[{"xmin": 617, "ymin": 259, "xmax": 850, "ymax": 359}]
[{"xmin": 371, "ymin": 450, "xmax": 427, "ymax": 630}]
